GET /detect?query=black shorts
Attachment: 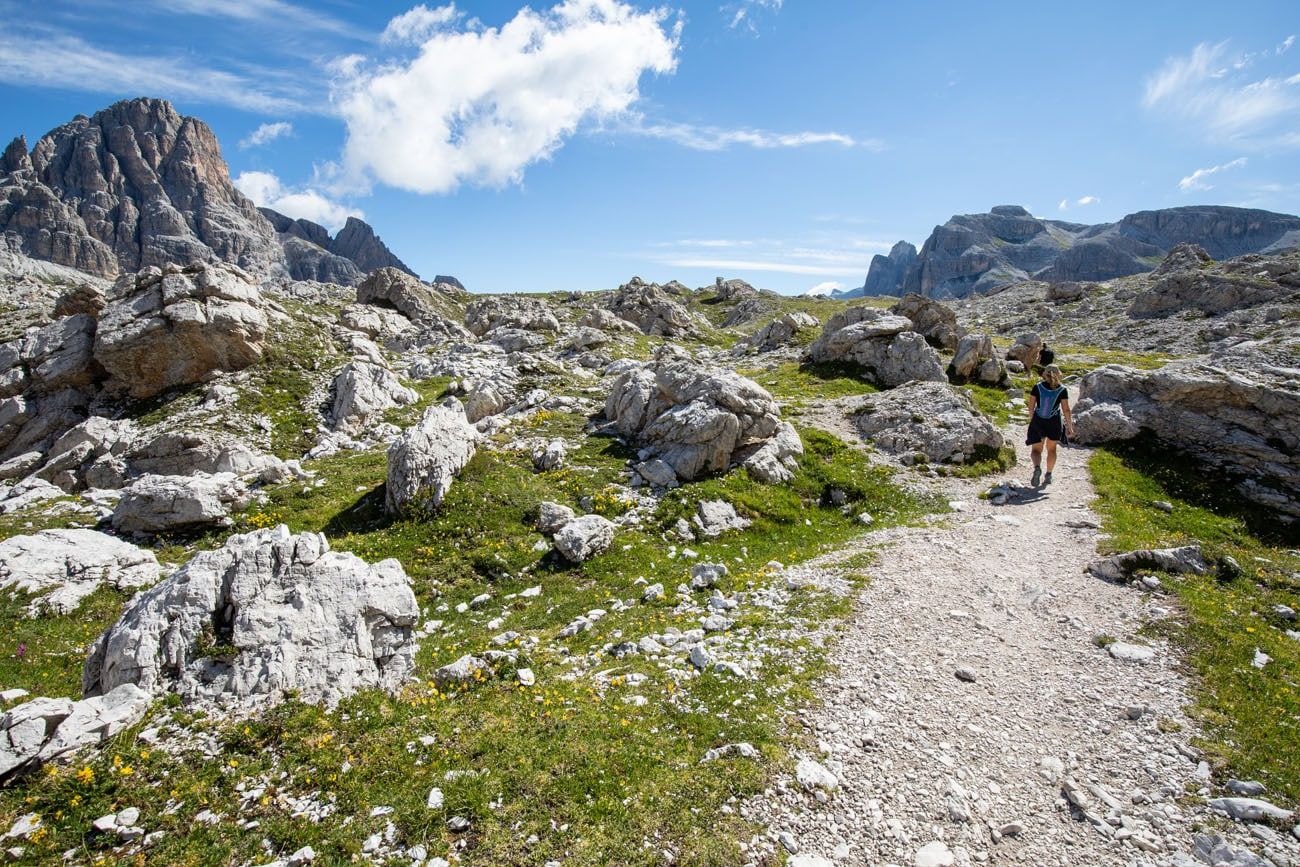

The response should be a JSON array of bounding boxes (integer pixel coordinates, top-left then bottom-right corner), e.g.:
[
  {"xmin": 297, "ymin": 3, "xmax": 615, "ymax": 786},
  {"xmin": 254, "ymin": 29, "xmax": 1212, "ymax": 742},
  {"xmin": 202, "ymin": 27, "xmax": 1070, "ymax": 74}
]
[{"xmin": 1026, "ymin": 414, "xmax": 1064, "ymax": 445}]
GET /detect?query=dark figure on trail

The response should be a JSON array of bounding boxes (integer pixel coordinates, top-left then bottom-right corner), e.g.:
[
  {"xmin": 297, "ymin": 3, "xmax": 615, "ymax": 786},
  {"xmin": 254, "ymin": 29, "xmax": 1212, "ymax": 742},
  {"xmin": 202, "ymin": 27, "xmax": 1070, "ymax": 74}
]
[
  {"xmin": 1038, "ymin": 343, "xmax": 1055, "ymax": 367},
  {"xmin": 1025, "ymin": 364, "xmax": 1074, "ymax": 488}
]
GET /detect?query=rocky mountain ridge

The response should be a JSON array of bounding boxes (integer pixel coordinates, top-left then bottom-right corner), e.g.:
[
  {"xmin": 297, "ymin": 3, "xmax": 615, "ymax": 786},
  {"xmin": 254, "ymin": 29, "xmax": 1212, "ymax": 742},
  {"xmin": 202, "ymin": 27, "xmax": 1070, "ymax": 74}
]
[
  {"xmin": 0, "ymin": 98, "xmax": 416, "ymax": 287},
  {"xmin": 843, "ymin": 203, "xmax": 1300, "ymax": 299}
]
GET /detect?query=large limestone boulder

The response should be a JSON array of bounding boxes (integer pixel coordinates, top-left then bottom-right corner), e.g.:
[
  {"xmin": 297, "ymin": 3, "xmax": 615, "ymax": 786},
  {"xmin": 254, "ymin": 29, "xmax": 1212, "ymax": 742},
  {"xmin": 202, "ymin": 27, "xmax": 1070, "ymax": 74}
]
[
  {"xmin": 553, "ymin": 514, "xmax": 616, "ymax": 563},
  {"xmin": 854, "ymin": 382, "xmax": 1005, "ymax": 464},
  {"xmin": 34, "ymin": 416, "xmax": 137, "ymax": 491},
  {"xmin": 331, "ymin": 361, "xmax": 418, "ymax": 433},
  {"xmin": 0, "ymin": 529, "xmax": 160, "ymax": 615},
  {"xmin": 948, "ymin": 333, "xmax": 1006, "ymax": 385},
  {"xmin": 93, "ymin": 262, "xmax": 269, "ymax": 398},
  {"xmin": 1, "ymin": 685, "xmax": 152, "ymax": 784},
  {"xmin": 124, "ymin": 431, "xmax": 285, "ymax": 483},
  {"xmin": 0, "ymin": 313, "xmax": 99, "ymax": 399},
  {"xmin": 606, "ymin": 278, "xmax": 700, "ymax": 337},
  {"xmin": 1073, "ymin": 356, "xmax": 1300, "ymax": 519},
  {"xmin": 386, "ymin": 399, "xmax": 479, "ymax": 513},
  {"xmin": 890, "ymin": 294, "xmax": 965, "ymax": 351},
  {"xmin": 356, "ymin": 268, "xmax": 466, "ymax": 332},
  {"xmin": 464, "ymin": 296, "xmax": 559, "ymax": 337},
  {"xmin": 605, "ymin": 360, "xmax": 803, "ymax": 483},
  {"xmin": 111, "ymin": 472, "xmax": 251, "ymax": 533},
  {"xmin": 82, "ymin": 525, "xmax": 419, "ymax": 707},
  {"xmin": 807, "ymin": 307, "xmax": 945, "ymax": 388},
  {"xmin": 747, "ymin": 311, "xmax": 819, "ymax": 351},
  {"xmin": 1005, "ymin": 332, "xmax": 1043, "ymax": 368}
]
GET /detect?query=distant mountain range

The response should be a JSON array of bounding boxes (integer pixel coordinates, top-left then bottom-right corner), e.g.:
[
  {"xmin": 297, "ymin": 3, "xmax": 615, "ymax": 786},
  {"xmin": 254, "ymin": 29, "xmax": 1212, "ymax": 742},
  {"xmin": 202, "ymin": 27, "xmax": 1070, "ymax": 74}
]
[
  {"xmin": 0, "ymin": 97, "xmax": 418, "ymax": 287},
  {"xmin": 831, "ymin": 204, "xmax": 1300, "ymax": 299}
]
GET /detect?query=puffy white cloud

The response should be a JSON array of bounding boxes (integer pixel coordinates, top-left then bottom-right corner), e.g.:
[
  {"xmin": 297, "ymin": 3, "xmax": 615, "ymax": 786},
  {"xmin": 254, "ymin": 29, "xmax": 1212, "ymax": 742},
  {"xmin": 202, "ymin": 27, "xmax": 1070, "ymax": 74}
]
[
  {"xmin": 240, "ymin": 121, "xmax": 293, "ymax": 149},
  {"xmin": 1178, "ymin": 157, "xmax": 1248, "ymax": 191},
  {"xmin": 334, "ymin": 0, "xmax": 681, "ymax": 195},
  {"xmin": 1143, "ymin": 41, "xmax": 1300, "ymax": 147},
  {"xmin": 1076, "ymin": 195, "xmax": 1100, "ymax": 206},
  {"xmin": 381, "ymin": 3, "xmax": 462, "ymax": 44},
  {"xmin": 234, "ymin": 170, "xmax": 362, "ymax": 232}
]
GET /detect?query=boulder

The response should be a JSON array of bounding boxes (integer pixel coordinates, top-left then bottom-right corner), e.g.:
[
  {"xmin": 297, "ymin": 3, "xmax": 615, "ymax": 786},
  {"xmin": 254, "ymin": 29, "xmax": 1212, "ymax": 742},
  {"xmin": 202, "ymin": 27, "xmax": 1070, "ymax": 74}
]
[
  {"xmin": 82, "ymin": 525, "xmax": 419, "ymax": 707},
  {"xmin": 606, "ymin": 278, "xmax": 700, "ymax": 337},
  {"xmin": 890, "ymin": 294, "xmax": 964, "ymax": 351},
  {"xmin": 532, "ymin": 439, "xmax": 566, "ymax": 472},
  {"xmin": 385, "ymin": 399, "xmax": 479, "ymax": 513},
  {"xmin": 1005, "ymin": 332, "xmax": 1043, "ymax": 368},
  {"xmin": 948, "ymin": 333, "xmax": 1006, "ymax": 385},
  {"xmin": 124, "ymin": 431, "xmax": 285, "ymax": 483},
  {"xmin": 338, "ymin": 304, "xmax": 413, "ymax": 341},
  {"xmin": 331, "ymin": 361, "xmax": 418, "ymax": 433},
  {"xmin": 747, "ymin": 311, "xmax": 819, "ymax": 351},
  {"xmin": 464, "ymin": 296, "xmax": 559, "ymax": 336},
  {"xmin": 93, "ymin": 263, "xmax": 269, "ymax": 399},
  {"xmin": 1086, "ymin": 545, "xmax": 1211, "ymax": 583},
  {"xmin": 111, "ymin": 472, "xmax": 251, "ymax": 533},
  {"xmin": 0, "ymin": 529, "xmax": 160, "ymax": 615},
  {"xmin": 713, "ymin": 277, "xmax": 758, "ymax": 301},
  {"xmin": 553, "ymin": 515, "xmax": 616, "ymax": 563},
  {"xmin": 536, "ymin": 501, "xmax": 576, "ymax": 534},
  {"xmin": 35, "ymin": 416, "xmax": 136, "ymax": 491},
  {"xmin": 356, "ymin": 267, "xmax": 463, "ymax": 326},
  {"xmin": 577, "ymin": 308, "xmax": 638, "ymax": 333},
  {"xmin": 0, "ymin": 313, "xmax": 100, "ymax": 397},
  {"xmin": 1045, "ymin": 281, "xmax": 1090, "ymax": 302},
  {"xmin": 807, "ymin": 307, "xmax": 946, "ymax": 388},
  {"xmin": 854, "ymin": 382, "xmax": 1005, "ymax": 464},
  {"xmin": 0, "ymin": 684, "xmax": 152, "ymax": 784},
  {"xmin": 604, "ymin": 360, "xmax": 803, "ymax": 483},
  {"xmin": 694, "ymin": 500, "xmax": 750, "ymax": 538},
  {"xmin": 1073, "ymin": 356, "xmax": 1300, "ymax": 518}
]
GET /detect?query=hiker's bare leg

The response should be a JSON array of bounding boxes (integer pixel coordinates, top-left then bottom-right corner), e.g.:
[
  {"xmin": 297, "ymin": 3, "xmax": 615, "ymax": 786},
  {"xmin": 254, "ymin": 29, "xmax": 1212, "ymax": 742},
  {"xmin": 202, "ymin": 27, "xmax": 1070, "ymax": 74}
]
[
  {"xmin": 1031, "ymin": 443, "xmax": 1043, "ymax": 468},
  {"xmin": 1045, "ymin": 440, "xmax": 1058, "ymax": 472}
]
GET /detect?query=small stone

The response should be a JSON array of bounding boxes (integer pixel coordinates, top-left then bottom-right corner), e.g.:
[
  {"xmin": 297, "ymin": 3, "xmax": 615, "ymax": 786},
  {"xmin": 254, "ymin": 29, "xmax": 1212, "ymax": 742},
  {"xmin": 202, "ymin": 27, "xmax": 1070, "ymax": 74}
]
[
  {"xmin": 1152, "ymin": 500, "xmax": 1174, "ymax": 513},
  {"xmin": 1139, "ymin": 575, "xmax": 1161, "ymax": 590},
  {"xmin": 92, "ymin": 814, "xmax": 117, "ymax": 833},
  {"xmin": 427, "ymin": 787, "xmax": 444, "ymax": 810},
  {"xmin": 777, "ymin": 831, "xmax": 799, "ymax": 854},
  {"xmin": 1107, "ymin": 642, "xmax": 1155, "ymax": 663},
  {"xmin": 447, "ymin": 815, "xmax": 472, "ymax": 832},
  {"xmin": 795, "ymin": 758, "xmax": 839, "ymax": 792},
  {"xmin": 1227, "ymin": 780, "xmax": 1267, "ymax": 797},
  {"xmin": 998, "ymin": 822, "xmax": 1024, "ymax": 837},
  {"xmin": 954, "ymin": 667, "xmax": 977, "ymax": 683},
  {"xmin": 517, "ymin": 668, "xmax": 536, "ymax": 686},
  {"xmin": 915, "ymin": 840, "xmax": 955, "ymax": 867},
  {"xmin": 115, "ymin": 807, "xmax": 140, "ymax": 827},
  {"xmin": 1208, "ymin": 797, "xmax": 1294, "ymax": 823},
  {"xmin": 1252, "ymin": 648, "xmax": 1271, "ymax": 668}
]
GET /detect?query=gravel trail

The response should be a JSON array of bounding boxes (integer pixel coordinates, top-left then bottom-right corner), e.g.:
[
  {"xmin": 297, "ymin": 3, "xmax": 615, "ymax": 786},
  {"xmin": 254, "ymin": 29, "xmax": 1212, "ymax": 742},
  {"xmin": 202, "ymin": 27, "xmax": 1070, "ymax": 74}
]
[{"xmin": 743, "ymin": 425, "xmax": 1300, "ymax": 867}]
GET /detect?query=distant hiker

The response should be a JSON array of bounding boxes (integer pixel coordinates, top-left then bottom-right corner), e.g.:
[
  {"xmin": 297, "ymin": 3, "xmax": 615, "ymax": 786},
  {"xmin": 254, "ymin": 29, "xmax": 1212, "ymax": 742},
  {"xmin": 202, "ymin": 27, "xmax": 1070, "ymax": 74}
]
[
  {"xmin": 1026, "ymin": 364, "xmax": 1074, "ymax": 487},
  {"xmin": 1038, "ymin": 342, "xmax": 1055, "ymax": 367}
]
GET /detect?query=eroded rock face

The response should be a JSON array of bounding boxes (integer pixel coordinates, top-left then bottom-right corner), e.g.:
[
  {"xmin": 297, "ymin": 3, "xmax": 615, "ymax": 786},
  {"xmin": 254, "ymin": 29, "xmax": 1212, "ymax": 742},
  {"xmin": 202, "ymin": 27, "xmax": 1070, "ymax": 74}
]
[
  {"xmin": 331, "ymin": 361, "xmax": 417, "ymax": 433},
  {"xmin": 0, "ymin": 98, "xmax": 283, "ymax": 278},
  {"xmin": 93, "ymin": 262, "xmax": 269, "ymax": 398},
  {"xmin": 606, "ymin": 278, "xmax": 699, "ymax": 337},
  {"xmin": 854, "ymin": 381, "xmax": 1004, "ymax": 464},
  {"xmin": 807, "ymin": 307, "xmax": 945, "ymax": 388},
  {"xmin": 1073, "ymin": 355, "xmax": 1300, "ymax": 518},
  {"xmin": 386, "ymin": 399, "xmax": 479, "ymax": 513},
  {"xmin": 747, "ymin": 311, "xmax": 819, "ymax": 351},
  {"xmin": 1128, "ymin": 243, "xmax": 1297, "ymax": 318},
  {"xmin": 0, "ymin": 685, "xmax": 152, "ymax": 784},
  {"xmin": 82, "ymin": 525, "xmax": 419, "ymax": 707},
  {"xmin": 605, "ymin": 361, "xmax": 802, "ymax": 483},
  {"xmin": 1005, "ymin": 332, "xmax": 1043, "ymax": 368},
  {"xmin": 0, "ymin": 314, "xmax": 100, "ymax": 399},
  {"xmin": 464, "ymin": 296, "xmax": 559, "ymax": 337},
  {"xmin": 0, "ymin": 529, "xmax": 160, "ymax": 615},
  {"xmin": 111, "ymin": 472, "xmax": 251, "ymax": 533},
  {"xmin": 890, "ymin": 294, "xmax": 964, "ymax": 351},
  {"xmin": 553, "ymin": 514, "xmax": 616, "ymax": 563},
  {"xmin": 356, "ymin": 268, "xmax": 465, "ymax": 333},
  {"xmin": 948, "ymin": 333, "xmax": 1006, "ymax": 385}
]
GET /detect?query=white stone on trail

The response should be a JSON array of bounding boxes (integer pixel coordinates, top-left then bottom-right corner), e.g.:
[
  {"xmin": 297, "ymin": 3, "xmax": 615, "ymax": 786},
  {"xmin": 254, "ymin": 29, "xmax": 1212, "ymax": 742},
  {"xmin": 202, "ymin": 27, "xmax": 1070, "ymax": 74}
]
[
  {"xmin": 0, "ymin": 528, "xmax": 160, "ymax": 615},
  {"xmin": 1107, "ymin": 641, "xmax": 1156, "ymax": 663},
  {"xmin": 913, "ymin": 841, "xmax": 955, "ymax": 867},
  {"xmin": 788, "ymin": 856, "xmax": 835, "ymax": 867},
  {"xmin": 795, "ymin": 758, "xmax": 839, "ymax": 792},
  {"xmin": 82, "ymin": 525, "xmax": 418, "ymax": 708}
]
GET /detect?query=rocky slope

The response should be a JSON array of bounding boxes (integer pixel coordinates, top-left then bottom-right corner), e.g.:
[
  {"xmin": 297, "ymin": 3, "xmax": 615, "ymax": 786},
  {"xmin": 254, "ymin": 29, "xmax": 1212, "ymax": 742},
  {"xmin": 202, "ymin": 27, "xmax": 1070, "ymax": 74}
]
[
  {"xmin": 1, "ymin": 98, "xmax": 415, "ymax": 287},
  {"xmin": 854, "ymin": 204, "xmax": 1300, "ymax": 299}
]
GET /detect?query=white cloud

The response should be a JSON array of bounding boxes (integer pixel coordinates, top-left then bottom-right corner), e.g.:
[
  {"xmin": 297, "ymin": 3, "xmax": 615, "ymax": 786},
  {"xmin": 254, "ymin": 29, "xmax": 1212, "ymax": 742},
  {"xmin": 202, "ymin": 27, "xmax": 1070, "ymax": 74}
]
[
  {"xmin": 334, "ymin": 0, "xmax": 681, "ymax": 195},
  {"xmin": 804, "ymin": 280, "xmax": 843, "ymax": 296},
  {"xmin": 665, "ymin": 257, "xmax": 851, "ymax": 276},
  {"xmin": 1058, "ymin": 199, "xmax": 1069, "ymax": 211},
  {"xmin": 234, "ymin": 170, "xmax": 362, "ymax": 232},
  {"xmin": 624, "ymin": 118, "xmax": 877, "ymax": 151},
  {"xmin": 1076, "ymin": 195, "xmax": 1100, "ymax": 206},
  {"xmin": 1178, "ymin": 156, "xmax": 1248, "ymax": 191},
  {"xmin": 0, "ymin": 29, "xmax": 311, "ymax": 114},
  {"xmin": 1279, "ymin": 35, "xmax": 1295, "ymax": 55},
  {"xmin": 381, "ymin": 4, "xmax": 462, "ymax": 44},
  {"xmin": 726, "ymin": 0, "xmax": 783, "ymax": 32},
  {"xmin": 1143, "ymin": 40, "xmax": 1300, "ymax": 147},
  {"xmin": 240, "ymin": 121, "xmax": 293, "ymax": 149},
  {"xmin": 151, "ymin": 0, "xmax": 361, "ymax": 39}
]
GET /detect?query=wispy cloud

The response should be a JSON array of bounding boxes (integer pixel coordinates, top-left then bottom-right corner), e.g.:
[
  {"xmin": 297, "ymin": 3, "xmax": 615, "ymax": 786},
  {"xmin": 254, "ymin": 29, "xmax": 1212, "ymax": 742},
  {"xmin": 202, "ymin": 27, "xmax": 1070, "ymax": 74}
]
[
  {"xmin": 647, "ymin": 235, "xmax": 890, "ymax": 279},
  {"xmin": 725, "ymin": 0, "xmax": 783, "ymax": 33},
  {"xmin": 1143, "ymin": 40, "xmax": 1300, "ymax": 148},
  {"xmin": 624, "ymin": 117, "xmax": 879, "ymax": 151},
  {"xmin": 1178, "ymin": 156, "xmax": 1248, "ymax": 191},
  {"xmin": 1279, "ymin": 35, "xmax": 1295, "ymax": 55},
  {"xmin": 234, "ymin": 170, "xmax": 361, "ymax": 232},
  {"xmin": 665, "ymin": 257, "xmax": 853, "ymax": 276},
  {"xmin": 1058, "ymin": 196, "xmax": 1099, "ymax": 211},
  {"xmin": 240, "ymin": 121, "xmax": 293, "ymax": 148},
  {"xmin": 0, "ymin": 27, "xmax": 315, "ymax": 114},
  {"xmin": 381, "ymin": 4, "xmax": 463, "ymax": 45},
  {"xmin": 149, "ymin": 0, "xmax": 362, "ymax": 40}
]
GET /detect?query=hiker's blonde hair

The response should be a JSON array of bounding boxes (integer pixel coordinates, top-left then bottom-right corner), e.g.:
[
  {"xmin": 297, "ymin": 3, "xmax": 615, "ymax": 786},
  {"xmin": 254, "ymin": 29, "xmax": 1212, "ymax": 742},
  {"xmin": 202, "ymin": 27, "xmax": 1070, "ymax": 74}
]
[{"xmin": 1042, "ymin": 364, "xmax": 1062, "ymax": 384}]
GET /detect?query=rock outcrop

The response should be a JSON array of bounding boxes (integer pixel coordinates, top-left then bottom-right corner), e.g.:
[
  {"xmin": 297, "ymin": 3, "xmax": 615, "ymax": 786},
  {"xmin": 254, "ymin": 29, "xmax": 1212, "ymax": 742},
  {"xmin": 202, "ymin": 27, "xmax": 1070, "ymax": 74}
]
[
  {"xmin": 854, "ymin": 382, "xmax": 1005, "ymax": 464},
  {"xmin": 747, "ymin": 311, "xmax": 819, "ymax": 351},
  {"xmin": 0, "ymin": 529, "xmax": 160, "ymax": 615},
  {"xmin": 111, "ymin": 472, "xmax": 251, "ymax": 533},
  {"xmin": 891, "ymin": 294, "xmax": 964, "ymax": 350},
  {"xmin": 331, "ymin": 361, "xmax": 418, "ymax": 433},
  {"xmin": 93, "ymin": 262, "xmax": 270, "ymax": 398},
  {"xmin": 1128, "ymin": 243, "xmax": 1300, "ymax": 318},
  {"xmin": 807, "ymin": 308, "xmax": 946, "ymax": 388},
  {"xmin": 356, "ymin": 267, "xmax": 464, "ymax": 326},
  {"xmin": 82, "ymin": 525, "xmax": 419, "ymax": 707},
  {"xmin": 0, "ymin": 98, "xmax": 282, "ymax": 278},
  {"xmin": 553, "ymin": 514, "xmax": 616, "ymax": 563},
  {"xmin": 605, "ymin": 361, "xmax": 802, "ymax": 483},
  {"xmin": 948, "ymin": 333, "xmax": 1006, "ymax": 385},
  {"xmin": 464, "ymin": 296, "xmax": 559, "ymax": 337},
  {"xmin": 605, "ymin": 278, "xmax": 700, "ymax": 337},
  {"xmin": 859, "ymin": 241, "xmax": 919, "ymax": 297},
  {"xmin": 1073, "ymin": 354, "xmax": 1300, "ymax": 518},
  {"xmin": 386, "ymin": 399, "xmax": 479, "ymax": 513},
  {"xmin": 1, "ymin": 684, "xmax": 152, "ymax": 784}
]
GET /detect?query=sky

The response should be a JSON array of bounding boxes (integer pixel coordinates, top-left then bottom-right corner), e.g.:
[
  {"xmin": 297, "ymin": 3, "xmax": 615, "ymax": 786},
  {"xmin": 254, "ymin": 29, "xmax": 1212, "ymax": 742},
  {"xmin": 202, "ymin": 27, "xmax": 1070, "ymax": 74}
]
[{"xmin": 1, "ymin": 1, "xmax": 1298, "ymax": 294}]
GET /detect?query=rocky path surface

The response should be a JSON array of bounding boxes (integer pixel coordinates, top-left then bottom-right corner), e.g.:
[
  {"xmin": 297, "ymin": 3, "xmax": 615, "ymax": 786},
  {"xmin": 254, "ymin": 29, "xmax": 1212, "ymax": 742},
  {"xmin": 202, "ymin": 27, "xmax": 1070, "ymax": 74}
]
[{"xmin": 744, "ymin": 430, "xmax": 1300, "ymax": 867}]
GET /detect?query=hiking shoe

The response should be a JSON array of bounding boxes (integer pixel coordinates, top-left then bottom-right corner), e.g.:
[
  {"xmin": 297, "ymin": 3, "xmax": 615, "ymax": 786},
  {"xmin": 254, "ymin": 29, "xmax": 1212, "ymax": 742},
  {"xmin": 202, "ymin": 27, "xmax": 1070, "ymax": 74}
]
[
  {"xmin": 1044, "ymin": 472, "xmax": 1054, "ymax": 486},
  {"xmin": 1031, "ymin": 467, "xmax": 1042, "ymax": 487}
]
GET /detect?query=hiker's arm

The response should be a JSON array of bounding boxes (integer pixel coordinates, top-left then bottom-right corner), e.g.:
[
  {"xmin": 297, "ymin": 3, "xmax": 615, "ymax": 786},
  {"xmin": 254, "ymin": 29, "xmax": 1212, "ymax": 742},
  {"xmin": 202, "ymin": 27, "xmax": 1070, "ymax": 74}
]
[
  {"xmin": 1026, "ymin": 391, "xmax": 1037, "ymax": 418},
  {"xmin": 1062, "ymin": 396, "xmax": 1075, "ymax": 435}
]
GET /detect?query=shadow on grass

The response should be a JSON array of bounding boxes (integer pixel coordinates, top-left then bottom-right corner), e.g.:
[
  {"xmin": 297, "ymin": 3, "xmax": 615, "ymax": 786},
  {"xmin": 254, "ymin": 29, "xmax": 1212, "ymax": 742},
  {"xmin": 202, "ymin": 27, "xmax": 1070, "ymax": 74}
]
[{"xmin": 323, "ymin": 485, "xmax": 392, "ymax": 537}]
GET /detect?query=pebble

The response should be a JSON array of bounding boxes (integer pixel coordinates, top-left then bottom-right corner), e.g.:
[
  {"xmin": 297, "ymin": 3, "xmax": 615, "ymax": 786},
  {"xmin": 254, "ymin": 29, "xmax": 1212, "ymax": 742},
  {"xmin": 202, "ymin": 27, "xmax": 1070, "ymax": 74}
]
[
  {"xmin": 915, "ymin": 840, "xmax": 955, "ymax": 867},
  {"xmin": 954, "ymin": 667, "xmax": 977, "ymax": 683},
  {"xmin": 426, "ymin": 788, "xmax": 444, "ymax": 810}
]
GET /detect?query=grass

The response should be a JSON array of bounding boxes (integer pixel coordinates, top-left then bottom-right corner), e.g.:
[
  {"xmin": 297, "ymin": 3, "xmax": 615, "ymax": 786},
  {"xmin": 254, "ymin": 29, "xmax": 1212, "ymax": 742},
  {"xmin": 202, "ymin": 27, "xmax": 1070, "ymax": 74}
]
[
  {"xmin": 234, "ymin": 316, "xmax": 342, "ymax": 459},
  {"xmin": 738, "ymin": 361, "xmax": 879, "ymax": 404},
  {"xmin": 0, "ymin": 587, "xmax": 134, "ymax": 700},
  {"xmin": 1089, "ymin": 437, "xmax": 1300, "ymax": 806},
  {"xmin": 0, "ymin": 420, "xmax": 938, "ymax": 865},
  {"xmin": 960, "ymin": 382, "xmax": 1018, "ymax": 427}
]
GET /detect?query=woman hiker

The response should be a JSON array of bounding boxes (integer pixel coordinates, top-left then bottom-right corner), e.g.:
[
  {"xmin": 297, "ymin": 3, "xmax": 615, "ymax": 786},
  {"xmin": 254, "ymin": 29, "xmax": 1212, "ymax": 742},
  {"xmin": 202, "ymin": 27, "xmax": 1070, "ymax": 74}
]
[{"xmin": 1025, "ymin": 364, "xmax": 1075, "ymax": 487}]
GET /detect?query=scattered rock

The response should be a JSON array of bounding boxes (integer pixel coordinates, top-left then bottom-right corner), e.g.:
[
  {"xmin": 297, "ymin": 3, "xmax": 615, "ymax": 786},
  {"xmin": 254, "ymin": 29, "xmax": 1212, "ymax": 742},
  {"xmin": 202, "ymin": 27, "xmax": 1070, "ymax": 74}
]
[
  {"xmin": 693, "ymin": 500, "xmax": 750, "ymax": 538},
  {"xmin": 0, "ymin": 529, "xmax": 160, "ymax": 615},
  {"xmin": 553, "ymin": 515, "xmax": 616, "ymax": 563},
  {"xmin": 386, "ymin": 400, "xmax": 479, "ymax": 514},
  {"xmin": 331, "ymin": 362, "xmax": 418, "ymax": 433},
  {"xmin": 854, "ymin": 382, "xmax": 1004, "ymax": 464},
  {"xmin": 1086, "ymin": 545, "xmax": 1211, "ymax": 583},
  {"xmin": 111, "ymin": 472, "xmax": 250, "ymax": 533},
  {"xmin": 0, "ymin": 684, "xmax": 151, "ymax": 783}
]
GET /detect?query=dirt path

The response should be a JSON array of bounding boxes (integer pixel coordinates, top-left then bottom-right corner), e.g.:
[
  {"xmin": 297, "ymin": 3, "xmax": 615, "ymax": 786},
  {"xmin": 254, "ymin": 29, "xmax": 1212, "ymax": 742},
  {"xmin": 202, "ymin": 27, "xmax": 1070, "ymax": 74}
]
[{"xmin": 743, "ymin": 424, "xmax": 1297, "ymax": 866}]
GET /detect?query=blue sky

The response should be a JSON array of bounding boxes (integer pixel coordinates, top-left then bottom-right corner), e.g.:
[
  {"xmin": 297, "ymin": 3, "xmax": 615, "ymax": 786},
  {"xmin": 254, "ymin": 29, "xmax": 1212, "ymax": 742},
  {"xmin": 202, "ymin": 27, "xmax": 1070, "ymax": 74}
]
[{"xmin": 1, "ymin": 1, "xmax": 1298, "ymax": 294}]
